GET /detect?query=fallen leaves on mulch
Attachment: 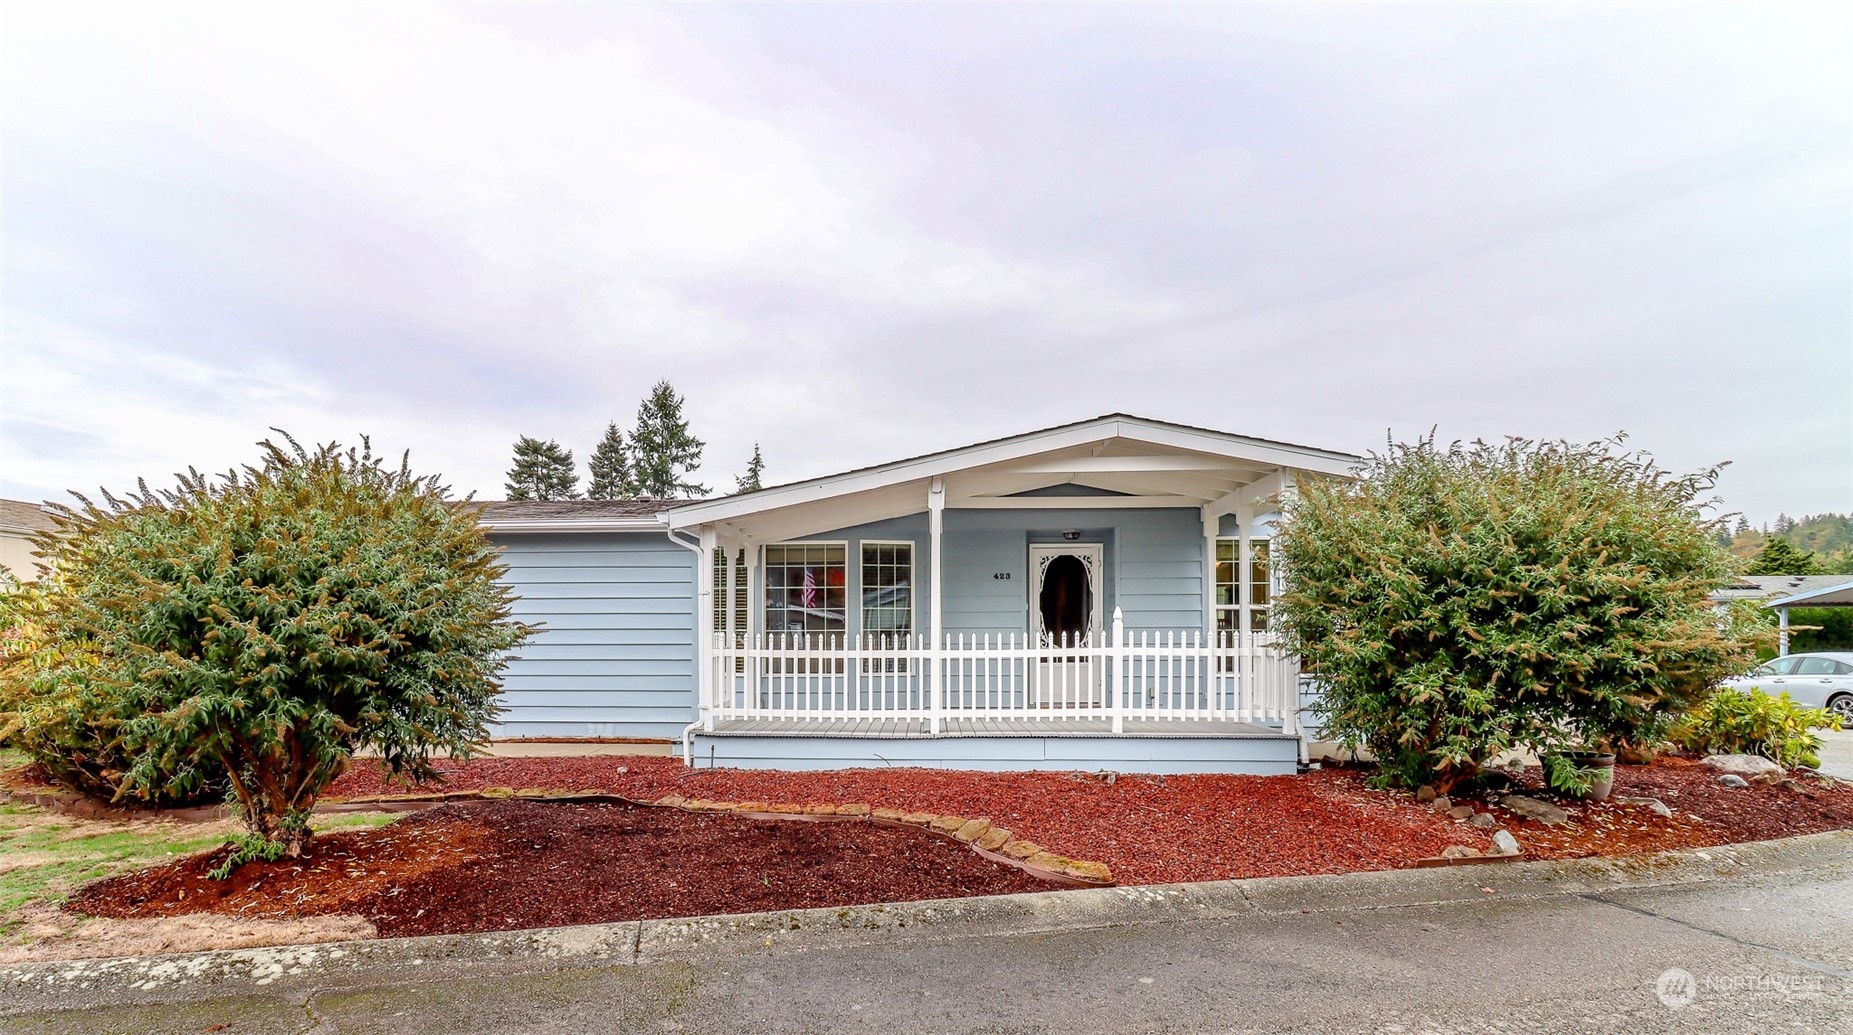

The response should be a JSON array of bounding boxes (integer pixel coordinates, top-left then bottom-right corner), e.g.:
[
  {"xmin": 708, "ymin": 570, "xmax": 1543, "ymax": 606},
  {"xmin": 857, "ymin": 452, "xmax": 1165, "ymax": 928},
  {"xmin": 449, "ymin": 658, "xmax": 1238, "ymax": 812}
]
[
  {"xmin": 326, "ymin": 759, "xmax": 1488, "ymax": 885},
  {"xmin": 1488, "ymin": 757, "xmax": 1853, "ymax": 859},
  {"xmin": 70, "ymin": 799, "xmax": 1050, "ymax": 937}
]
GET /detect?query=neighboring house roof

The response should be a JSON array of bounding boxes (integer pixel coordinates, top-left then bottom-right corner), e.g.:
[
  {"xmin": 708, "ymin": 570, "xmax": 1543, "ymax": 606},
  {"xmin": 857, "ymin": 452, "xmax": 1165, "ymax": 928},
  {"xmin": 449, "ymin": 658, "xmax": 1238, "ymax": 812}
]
[
  {"xmin": 474, "ymin": 498, "xmax": 694, "ymax": 533},
  {"xmin": 1711, "ymin": 574, "xmax": 1853, "ymax": 605},
  {"xmin": 1761, "ymin": 579, "xmax": 1853, "ymax": 609},
  {"xmin": 665, "ymin": 413, "xmax": 1363, "ymax": 542},
  {"xmin": 0, "ymin": 498, "xmax": 56, "ymax": 535}
]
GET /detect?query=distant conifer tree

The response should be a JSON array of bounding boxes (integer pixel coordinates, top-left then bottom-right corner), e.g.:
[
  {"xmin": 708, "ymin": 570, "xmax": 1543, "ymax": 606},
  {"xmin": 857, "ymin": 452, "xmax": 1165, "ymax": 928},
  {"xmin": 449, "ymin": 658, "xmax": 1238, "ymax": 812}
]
[
  {"xmin": 505, "ymin": 436, "xmax": 580, "ymax": 501},
  {"xmin": 628, "ymin": 382, "xmax": 707, "ymax": 498},
  {"xmin": 735, "ymin": 443, "xmax": 766, "ymax": 493},
  {"xmin": 586, "ymin": 422, "xmax": 635, "ymax": 500}
]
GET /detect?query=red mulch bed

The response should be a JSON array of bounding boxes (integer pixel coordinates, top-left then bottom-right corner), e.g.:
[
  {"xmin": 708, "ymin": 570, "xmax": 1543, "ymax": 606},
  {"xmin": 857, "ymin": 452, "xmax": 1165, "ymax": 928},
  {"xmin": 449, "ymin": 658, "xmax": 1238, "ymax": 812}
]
[
  {"xmin": 324, "ymin": 759, "xmax": 1489, "ymax": 885},
  {"xmin": 1487, "ymin": 757, "xmax": 1853, "ymax": 859},
  {"xmin": 68, "ymin": 798, "xmax": 1052, "ymax": 938}
]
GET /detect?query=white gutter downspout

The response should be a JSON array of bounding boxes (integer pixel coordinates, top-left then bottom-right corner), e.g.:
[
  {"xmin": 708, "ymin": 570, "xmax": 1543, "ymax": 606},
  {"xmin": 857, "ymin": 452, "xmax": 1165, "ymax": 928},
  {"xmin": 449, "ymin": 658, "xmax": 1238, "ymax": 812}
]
[{"xmin": 667, "ymin": 524, "xmax": 710, "ymax": 766}]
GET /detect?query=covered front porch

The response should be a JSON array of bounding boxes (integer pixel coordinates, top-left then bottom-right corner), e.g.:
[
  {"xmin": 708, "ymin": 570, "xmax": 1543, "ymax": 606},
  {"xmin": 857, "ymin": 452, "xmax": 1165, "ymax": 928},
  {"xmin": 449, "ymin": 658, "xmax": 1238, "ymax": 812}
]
[{"xmin": 665, "ymin": 415, "xmax": 1358, "ymax": 773}]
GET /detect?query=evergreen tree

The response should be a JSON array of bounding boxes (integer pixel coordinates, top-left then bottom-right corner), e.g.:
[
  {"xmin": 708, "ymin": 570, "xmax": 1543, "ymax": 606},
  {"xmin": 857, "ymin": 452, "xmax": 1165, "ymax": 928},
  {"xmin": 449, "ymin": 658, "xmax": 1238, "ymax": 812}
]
[
  {"xmin": 586, "ymin": 422, "xmax": 635, "ymax": 500},
  {"xmin": 504, "ymin": 436, "xmax": 580, "ymax": 501},
  {"xmin": 735, "ymin": 443, "xmax": 766, "ymax": 493},
  {"xmin": 1746, "ymin": 537, "xmax": 1825, "ymax": 576},
  {"xmin": 628, "ymin": 381, "xmax": 708, "ymax": 498},
  {"xmin": 1734, "ymin": 516, "xmax": 1751, "ymax": 536}
]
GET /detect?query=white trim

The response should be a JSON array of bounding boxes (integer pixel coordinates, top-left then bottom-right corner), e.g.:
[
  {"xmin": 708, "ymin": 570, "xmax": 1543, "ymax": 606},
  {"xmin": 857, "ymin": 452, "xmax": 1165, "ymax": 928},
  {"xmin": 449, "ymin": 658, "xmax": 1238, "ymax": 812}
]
[
  {"xmin": 1028, "ymin": 543, "xmax": 1106, "ymax": 642},
  {"xmin": 857, "ymin": 539, "xmax": 918, "ymax": 641},
  {"xmin": 666, "ymin": 415, "xmax": 1360, "ymax": 530},
  {"xmin": 1009, "ymin": 456, "xmax": 1256, "ymax": 474},
  {"xmin": 951, "ymin": 495, "xmax": 1202, "ymax": 510}
]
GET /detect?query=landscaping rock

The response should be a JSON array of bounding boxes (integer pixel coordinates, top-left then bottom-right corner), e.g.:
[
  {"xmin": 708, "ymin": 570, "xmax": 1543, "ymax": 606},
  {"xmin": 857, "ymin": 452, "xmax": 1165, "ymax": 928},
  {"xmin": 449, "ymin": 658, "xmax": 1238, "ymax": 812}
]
[
  {"xmin": 976, "ymin": 827, "xmax": 1012, "ymax": 851},
  {"xmin": 930, "ymin": 815, "xmax": 968, "ymax": 834},
  {"xmin": 1469, "ymin": 812, "xmax": 1496, "ymax": 829},
  {"xmin": 1448, "ymin": 805, "xmax": 1474, "ymax": 821},
  {"xmin": 730, "ymin": 801, "xmax": 769, "ymax": 814},
  {"xmin": 1499, "ymin": 795, "xmax": 1569, "ymax": 826},
  {"xmin": 1702, "ymin": 754, "xmax": 1784, "ymax": 778},
  {"xmin": 1432, "ymin": 794, "xmax": 1452, "ymax": 812},
  {"xmin": 479, "ymin": 787, "xmax": 514, "ymax": 799},
  {"xmin": 870, "ymin": 807, "xmax": 908, "ymax": 822},
  {"xmin": 654, "ymin": 794, "xmax": 688, "ymax": 807},
  {"xmin": 1001, "ymin": 840, "xmax": 1043, "ymax": 860},
  {"xmin": 1416, "ymin": 785, "xmax": 1438, "ymax": 804},
  {"xmin": 1025, "ymin": 851, "xmax": 1113, "ymax": 884},
  {"xmin": 952, "ymin": 818, "xmax": 993, "ymax": 843},
  {"xmin": 1617, "ymin": 796, "xmax": 1673, "ymax": 818},
  {"xmin": 834, "ymin": 803, "xmax": 872, "ymax": 817},
  {"xmin": 1441, "ymin": 845, "xmax": 1482, "ymax": 860},
  {"xmin": 899, "ymin": 812, "xmax": 936, "ymax": 826},
  {"xmin": 1491, "ymin": 829, "xmax": 1521, "ymax": 856},
  {"xmin": 1717, "ymin": 774, "xmax": 1750, "ymax": 789}
]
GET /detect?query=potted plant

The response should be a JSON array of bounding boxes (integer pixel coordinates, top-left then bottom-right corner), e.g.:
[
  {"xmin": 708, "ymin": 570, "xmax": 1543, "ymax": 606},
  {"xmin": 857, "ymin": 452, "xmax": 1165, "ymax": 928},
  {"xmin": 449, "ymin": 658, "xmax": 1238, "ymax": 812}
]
[{"xmin": 1542, "ymin": 748, "xmax": 1617, "ymax": 802}]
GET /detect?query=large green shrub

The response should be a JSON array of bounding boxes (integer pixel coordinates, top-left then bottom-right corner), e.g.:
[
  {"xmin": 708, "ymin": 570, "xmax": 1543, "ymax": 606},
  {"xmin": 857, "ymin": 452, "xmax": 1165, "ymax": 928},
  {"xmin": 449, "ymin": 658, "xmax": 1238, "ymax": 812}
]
[
  {"xmin": 1671, "ymin": 688, "xmax": 1841, "ymax": 769},
  {"xmin": 1274, "ymin": 435, "xmax": 1756, "ymax": 792},
  {"xmin": 0, "ymin": 434, "xmax": 529, "ymax": 857}
]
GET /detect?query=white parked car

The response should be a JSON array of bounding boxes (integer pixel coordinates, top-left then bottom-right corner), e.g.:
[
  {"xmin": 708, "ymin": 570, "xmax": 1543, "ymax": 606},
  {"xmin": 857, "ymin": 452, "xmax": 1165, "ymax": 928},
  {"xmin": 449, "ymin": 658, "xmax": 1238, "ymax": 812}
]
[{"xmin": 1721, "ymin": 652, "xmax": 1853, "ymax": 718}]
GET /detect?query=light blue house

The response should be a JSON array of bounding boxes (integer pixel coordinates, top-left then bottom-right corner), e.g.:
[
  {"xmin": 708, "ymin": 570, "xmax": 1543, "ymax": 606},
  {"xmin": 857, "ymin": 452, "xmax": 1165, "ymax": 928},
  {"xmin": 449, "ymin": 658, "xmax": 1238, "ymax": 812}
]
[{"xmin": 479, "ymin": 415, "xmax": 1360, "ymax": 775}]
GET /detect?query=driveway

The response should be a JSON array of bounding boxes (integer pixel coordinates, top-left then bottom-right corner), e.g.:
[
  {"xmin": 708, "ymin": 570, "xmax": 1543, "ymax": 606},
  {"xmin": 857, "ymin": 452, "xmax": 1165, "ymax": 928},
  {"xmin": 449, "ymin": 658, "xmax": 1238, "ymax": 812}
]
[
  {"xmin": 1817, "ymin": 729, "xmax": 1853, "ymax": 782},
  {"xmin": 8, "ymin": 847, "xmax": 1850, "ymax": 1034}
]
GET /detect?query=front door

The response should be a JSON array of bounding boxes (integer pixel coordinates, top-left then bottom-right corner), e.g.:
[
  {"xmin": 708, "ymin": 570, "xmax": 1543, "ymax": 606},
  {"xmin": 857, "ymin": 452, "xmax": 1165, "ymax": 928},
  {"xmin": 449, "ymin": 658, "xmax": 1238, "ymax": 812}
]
[{"xmin": 1029, "ymin": 544, "xmax": 1104, "ymax": 707}]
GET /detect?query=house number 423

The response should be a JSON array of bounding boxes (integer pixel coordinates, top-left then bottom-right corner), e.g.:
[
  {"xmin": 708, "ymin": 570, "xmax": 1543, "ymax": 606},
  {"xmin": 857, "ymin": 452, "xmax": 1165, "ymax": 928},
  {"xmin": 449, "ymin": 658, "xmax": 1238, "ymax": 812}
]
[{"xmin": 992, "ymin": 572, "xmax": 1012, "ymax": 580}]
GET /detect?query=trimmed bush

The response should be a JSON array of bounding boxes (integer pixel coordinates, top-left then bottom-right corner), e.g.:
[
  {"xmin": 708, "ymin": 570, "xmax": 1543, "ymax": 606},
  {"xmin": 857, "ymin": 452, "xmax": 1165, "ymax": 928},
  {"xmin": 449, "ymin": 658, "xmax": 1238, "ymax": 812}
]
[
  {"xmin": 1274, "ymin": 434, "xmax": 1756, "ymax": 792},
  {"xmin": 0, "ymin": 434, "xmax": 529, "ymax": 858}
]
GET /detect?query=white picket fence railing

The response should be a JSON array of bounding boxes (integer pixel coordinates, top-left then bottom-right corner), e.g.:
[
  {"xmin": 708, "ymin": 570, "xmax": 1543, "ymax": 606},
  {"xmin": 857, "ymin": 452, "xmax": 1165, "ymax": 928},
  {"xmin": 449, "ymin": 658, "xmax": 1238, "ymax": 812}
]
[{"xmin": 705, "ymin": 608, "xmax": 1300, "ymax": 734}]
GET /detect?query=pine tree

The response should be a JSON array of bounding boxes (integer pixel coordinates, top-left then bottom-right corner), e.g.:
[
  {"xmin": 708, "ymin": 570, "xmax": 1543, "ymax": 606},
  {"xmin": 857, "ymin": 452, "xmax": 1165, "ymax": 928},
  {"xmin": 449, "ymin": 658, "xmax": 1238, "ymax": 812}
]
[
  {"xmin": 735, "ymin": 443, "xmax": 766, "ymax": 493},
  {"xmin": 1746, "ymin": 537, "xmax": 1825, "ymax": 576},
  {"xmin": 1734, "ymin": 516, "xmax": 1751, "ymax": 536},
  {"xmin": 628, "ymin": 381, "xmax": 708, "ymax": 498},
  {"xmin": 504, "ymin": 436, "xmax": 580, "ymax": 501},
  {"xmin": 586, "ymin": 422, "xmax": 634, "ymax": 500}
]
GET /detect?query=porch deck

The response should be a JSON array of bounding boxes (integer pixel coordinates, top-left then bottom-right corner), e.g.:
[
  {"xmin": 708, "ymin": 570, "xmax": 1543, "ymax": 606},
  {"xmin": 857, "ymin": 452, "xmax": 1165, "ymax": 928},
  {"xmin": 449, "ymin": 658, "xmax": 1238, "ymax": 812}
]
[
  {"xmin": 689, "ymin": 714, "xmax": 1301, "ymax": 774},
  {"xmin": 702, "ymin": 716, "xmax": 1288, "ymax": 739}
]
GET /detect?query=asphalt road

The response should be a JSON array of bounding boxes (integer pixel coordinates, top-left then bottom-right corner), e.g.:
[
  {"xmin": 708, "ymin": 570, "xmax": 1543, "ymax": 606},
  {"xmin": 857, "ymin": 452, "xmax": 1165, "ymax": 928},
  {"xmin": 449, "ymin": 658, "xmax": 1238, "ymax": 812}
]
[{"xmin": 9, "ymin": 858, "xmax": 1850, "ymax": 1035}]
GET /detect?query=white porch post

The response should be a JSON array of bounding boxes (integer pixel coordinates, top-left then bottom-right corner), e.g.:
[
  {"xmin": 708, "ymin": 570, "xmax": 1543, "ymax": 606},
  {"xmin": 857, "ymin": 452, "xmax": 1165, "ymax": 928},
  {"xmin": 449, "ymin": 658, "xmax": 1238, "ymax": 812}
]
[
  {"xmin": 1778, "ymin": 607, "xmax": 1790, "ymax": 657},
  {"xmin": 1235, "ymin": 503, "xmax": 1254, "ymax": 636},
  {"xmin": 929, "ymin": 477, "xmax": 946, "ymax": 735},
  {"xmin": 697, "ymin": 526, "xmax": 717, "ymax": 732},
  {"xmin": 721, "ymin": 538, "xmax": 737, "ymax": 718}
]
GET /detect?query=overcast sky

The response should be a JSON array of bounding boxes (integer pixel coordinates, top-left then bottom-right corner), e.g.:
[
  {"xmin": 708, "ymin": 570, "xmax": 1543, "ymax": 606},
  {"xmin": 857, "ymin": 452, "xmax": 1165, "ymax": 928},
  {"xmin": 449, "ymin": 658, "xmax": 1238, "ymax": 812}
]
[{"xmin": 3, "ymin": 2, "xmax": 1848, "ymax": 524}]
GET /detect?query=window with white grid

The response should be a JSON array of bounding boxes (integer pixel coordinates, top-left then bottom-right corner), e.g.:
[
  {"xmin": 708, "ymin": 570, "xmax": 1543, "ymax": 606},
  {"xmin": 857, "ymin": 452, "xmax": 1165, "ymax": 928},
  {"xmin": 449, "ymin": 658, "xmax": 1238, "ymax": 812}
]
[
  {"xmin": 763, "ymin": 543, "xmax": 846, "ymax": 638},
  {"xmin": 859, "ymin": 542, "xmax": 914, "ymax": 641},
  {"xmin": 1215, "ymin": 537, "xmax": 1271, "ymax": 636}
]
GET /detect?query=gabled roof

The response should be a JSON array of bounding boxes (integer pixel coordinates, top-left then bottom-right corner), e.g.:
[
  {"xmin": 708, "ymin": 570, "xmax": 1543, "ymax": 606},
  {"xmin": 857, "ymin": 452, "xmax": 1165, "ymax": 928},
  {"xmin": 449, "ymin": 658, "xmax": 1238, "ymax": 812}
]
[{"xmin": 666, "ymin": 413, "xmax": 1362, "ymax": 542}]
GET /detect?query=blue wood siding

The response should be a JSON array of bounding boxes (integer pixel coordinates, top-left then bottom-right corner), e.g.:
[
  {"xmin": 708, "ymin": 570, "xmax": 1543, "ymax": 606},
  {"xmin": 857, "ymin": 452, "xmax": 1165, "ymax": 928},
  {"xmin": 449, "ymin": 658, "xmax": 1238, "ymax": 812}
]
[
  {"xmin": 788, "ymin": 506, "xmax": 1209, "ymax": 638},
  {"xmin": 491, "ymin": 532, "xmax": 696, "ymax": 740},
  {"xmin": 689, "ymin": 731, "xmax": 1297, "ymax": 775}
]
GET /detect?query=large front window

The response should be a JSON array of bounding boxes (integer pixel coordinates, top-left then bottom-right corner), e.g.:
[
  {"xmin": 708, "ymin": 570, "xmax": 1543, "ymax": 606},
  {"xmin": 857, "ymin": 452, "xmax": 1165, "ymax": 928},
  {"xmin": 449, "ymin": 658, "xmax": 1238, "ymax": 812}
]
[
  {"xmin": 764, "ymin": 543, "xmax": 846, "ymax": 638},
  {"xmin": 1215, "ymin": 538, "xmax": 1271, "ymax": 636}
]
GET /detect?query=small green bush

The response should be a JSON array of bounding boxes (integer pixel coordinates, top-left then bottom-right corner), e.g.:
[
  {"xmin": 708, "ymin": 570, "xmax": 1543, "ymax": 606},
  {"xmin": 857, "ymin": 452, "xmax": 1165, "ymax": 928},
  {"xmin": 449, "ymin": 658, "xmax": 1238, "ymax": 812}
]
[{"xmin": 1672, "ymin": 688, "xmax": 1841, "ymax": 769}]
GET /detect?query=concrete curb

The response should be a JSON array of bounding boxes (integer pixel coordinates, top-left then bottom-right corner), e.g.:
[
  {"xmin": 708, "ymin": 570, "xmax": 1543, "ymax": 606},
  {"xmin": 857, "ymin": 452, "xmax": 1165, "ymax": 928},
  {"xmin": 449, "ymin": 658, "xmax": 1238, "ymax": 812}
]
[{"xmin": 5, "ymin": 828, "xmax": 1851, "ymax": 1017}]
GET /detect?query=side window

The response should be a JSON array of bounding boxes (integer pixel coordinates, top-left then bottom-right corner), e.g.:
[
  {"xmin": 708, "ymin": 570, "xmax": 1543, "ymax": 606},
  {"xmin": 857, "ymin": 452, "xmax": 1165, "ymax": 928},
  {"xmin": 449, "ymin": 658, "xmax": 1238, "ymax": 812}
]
[
  {"xmin": 1835, "ymin": 661, "xmax": 1853, "ymax": 676},
  {"xmin": 1796, "ymin": 656, "xmax": 1837, "ymax": 676},
  {"xmin": 1763, "ymin": 657, "xmax": 1803, "ymax": 677}
]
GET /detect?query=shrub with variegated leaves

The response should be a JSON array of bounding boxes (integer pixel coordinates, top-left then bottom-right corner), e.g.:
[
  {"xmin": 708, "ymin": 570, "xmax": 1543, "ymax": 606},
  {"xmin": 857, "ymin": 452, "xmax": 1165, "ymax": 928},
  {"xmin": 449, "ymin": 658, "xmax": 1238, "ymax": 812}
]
[
  {"xmin": 1274, "ymin": 435, "xmax": 1755, "ymax": 793},
  {"xmin": 0, "ymin": 433, "xmax": 529, "ymax": 861}
]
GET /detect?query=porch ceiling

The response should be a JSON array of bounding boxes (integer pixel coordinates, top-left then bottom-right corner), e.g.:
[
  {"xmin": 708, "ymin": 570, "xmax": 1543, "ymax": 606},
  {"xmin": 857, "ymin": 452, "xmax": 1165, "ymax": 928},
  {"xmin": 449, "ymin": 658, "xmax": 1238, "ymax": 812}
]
[{"xmin": 676, "ymin": 418, "xmax": 1358, "ymax": 545}]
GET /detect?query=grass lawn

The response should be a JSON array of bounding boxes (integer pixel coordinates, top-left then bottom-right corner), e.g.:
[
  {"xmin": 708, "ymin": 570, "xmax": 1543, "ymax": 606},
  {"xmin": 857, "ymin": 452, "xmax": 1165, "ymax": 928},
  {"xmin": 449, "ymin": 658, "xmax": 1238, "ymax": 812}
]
[{"xmin": 0, "ymin": 747, "xmax": 398, "ymax": 960}]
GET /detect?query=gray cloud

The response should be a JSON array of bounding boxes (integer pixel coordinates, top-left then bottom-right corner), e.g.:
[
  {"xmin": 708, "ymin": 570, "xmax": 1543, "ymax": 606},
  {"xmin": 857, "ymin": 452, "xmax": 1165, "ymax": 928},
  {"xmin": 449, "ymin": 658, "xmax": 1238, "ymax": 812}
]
[{"xmin": 2, "ymin": 2, "xmax": 1846, "ymax": 524}]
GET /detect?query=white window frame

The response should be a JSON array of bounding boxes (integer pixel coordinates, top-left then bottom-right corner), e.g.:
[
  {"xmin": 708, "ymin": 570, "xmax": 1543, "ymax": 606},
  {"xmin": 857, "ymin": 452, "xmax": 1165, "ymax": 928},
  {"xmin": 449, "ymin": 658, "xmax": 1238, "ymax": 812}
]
[
  {"xmin": 761, "ymin": 540, "xmax": 850, "ymax": 641},
  {"xmin": 857, "ymin": 539, "xmax": 917, "ymax": 645},
  {"xmin": 1214, "ymin": 536, "xmax": 1272, "ymax": 636}
]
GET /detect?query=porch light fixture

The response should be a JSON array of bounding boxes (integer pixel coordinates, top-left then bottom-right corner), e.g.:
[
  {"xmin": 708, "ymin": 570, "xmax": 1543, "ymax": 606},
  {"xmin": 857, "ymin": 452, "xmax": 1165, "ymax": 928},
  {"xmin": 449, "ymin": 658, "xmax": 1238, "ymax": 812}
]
[{"xmin": 1062, "ymin": 530, "xmax": 1081, "ymax": 541}]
